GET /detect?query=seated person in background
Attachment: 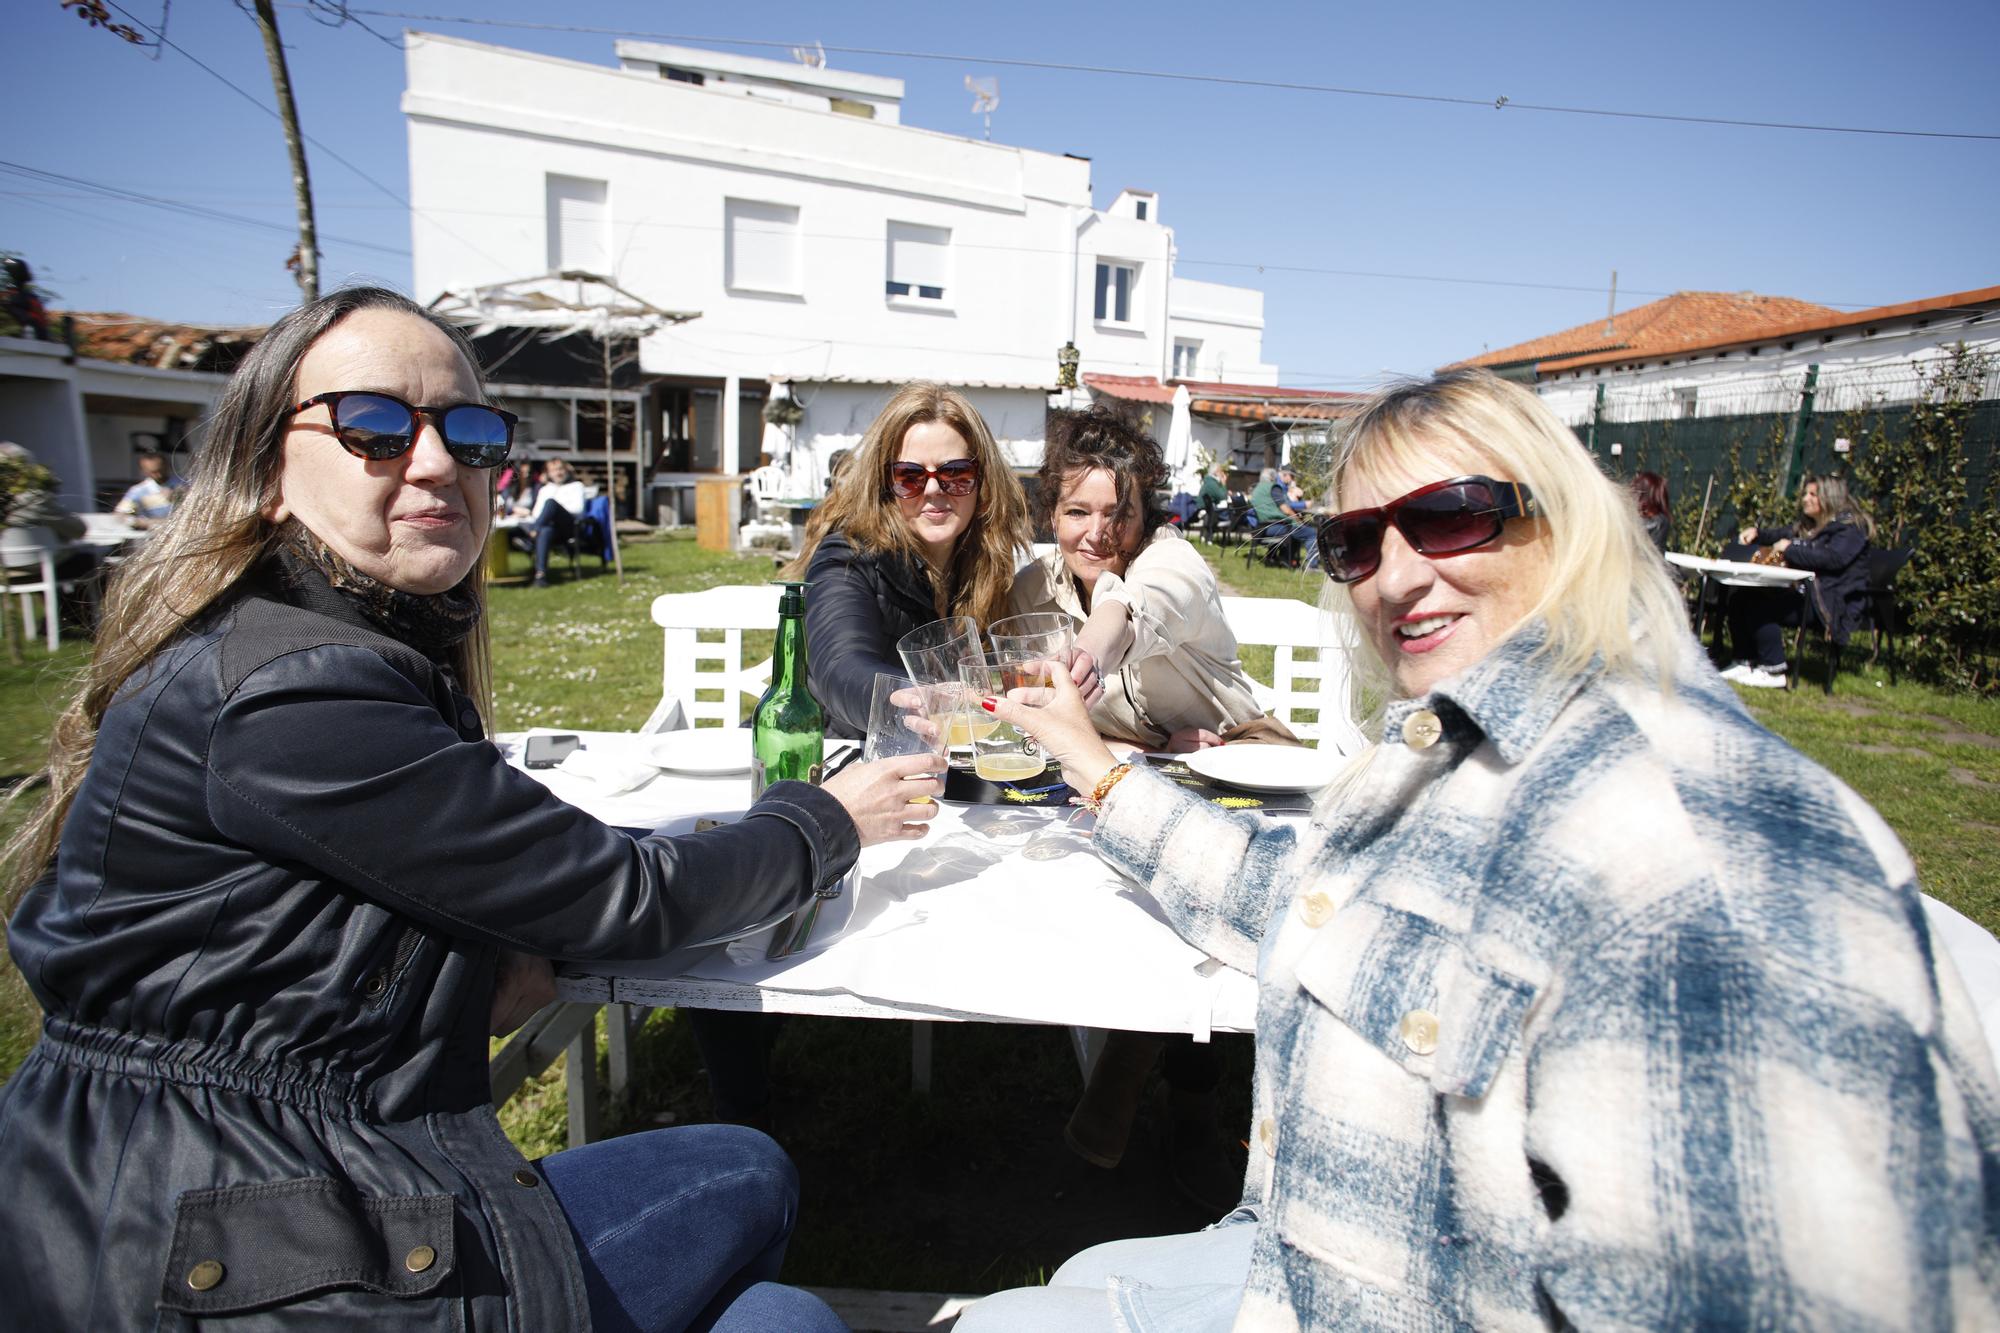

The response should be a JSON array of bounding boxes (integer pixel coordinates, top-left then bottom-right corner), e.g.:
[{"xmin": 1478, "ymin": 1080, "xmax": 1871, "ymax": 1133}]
[
  {"xmin": 786, "ymin": 381, "xmax": 1030, "ymax": 739},
  {"xmin": 962, "ymin": 367, "xmax": 1998, "ymax": 1332},
  {"xmin": 1197, "ymin": 459, "xmax": 1230, "ymax": 532},
  {"xmin": 1724, "ymin": 474, "xmax": 1873, "ymax": 688},
  {"xmin": 1009, "ymin": 408, "xmax": 1297, "ymax": 1211},
  {"xmin": 1631, "ymin": 469, "xmax": 1671, "ymax": 553},
  {"xmin": 1250, "ymin": 465, "xmax": 1315, "ymax": 564},
  {"xmin": 509, "ymin": 455, "xmax": 587, "ymax": 587},
  {"xmin": 114, "ymin": 450, "xmax": 184, "ymax": 528}
]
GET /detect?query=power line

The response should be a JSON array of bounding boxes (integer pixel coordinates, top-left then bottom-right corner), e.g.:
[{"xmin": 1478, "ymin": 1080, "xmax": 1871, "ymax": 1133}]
[
  {"xmin": 326, "ymin": 8, "xmax": 2000, "ymax": 144},
  {"xmin": 98, "ymin": 0, "xmax": 512, "ymax": 273},
  {"xmin": 0, "ymin": 164, "xmax": 410, "ymax": 256}
]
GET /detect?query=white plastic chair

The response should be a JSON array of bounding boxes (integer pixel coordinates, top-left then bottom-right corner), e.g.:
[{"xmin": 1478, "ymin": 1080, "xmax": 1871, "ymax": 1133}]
[
  {"xmin": 1, "ymin": 527, "xmax": 62, "ymax": 651},
  {"xmin": 747, "ymin": 466, "xmax": 788, "ymax": 524},
  {"xmin": 643, "ymin": 584, "xmax": 781, "ymax": 733},
  {"xmin": 1220, "ymin": 594, "xmax": 1365, "ymax": 754}
]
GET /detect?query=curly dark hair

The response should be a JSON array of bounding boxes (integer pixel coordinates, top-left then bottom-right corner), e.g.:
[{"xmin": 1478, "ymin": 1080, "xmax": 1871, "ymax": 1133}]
[{"xmin": 1033, "ymin": 408, "xmax": 1170, "ymax": 539}]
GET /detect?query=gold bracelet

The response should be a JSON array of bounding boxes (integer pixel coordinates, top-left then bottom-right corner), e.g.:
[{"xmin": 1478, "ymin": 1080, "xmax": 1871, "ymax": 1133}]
[{"xmin": 1079, "ymin": 762, "xmax": 1134, "ymax": 813}]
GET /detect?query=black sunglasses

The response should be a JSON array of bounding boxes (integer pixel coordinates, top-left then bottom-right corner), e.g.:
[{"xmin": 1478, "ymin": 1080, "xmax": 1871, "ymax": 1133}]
[
  {"xmin": 290, "ymin": 391, "xmax": 516, "ymax": 469},
  {"xmin": 888, "ymin": 459, "xmax": 979, "ymax": 499},
  {"xmin": 1317, "ymin": 475, "xmax": 1540, "ymax": 584}
]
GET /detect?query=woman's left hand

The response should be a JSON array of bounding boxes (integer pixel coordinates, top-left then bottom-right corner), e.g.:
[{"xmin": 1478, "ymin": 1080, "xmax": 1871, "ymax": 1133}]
[
  {"xmin": 1069, "ymin": 649, "xmax": 1106, "ymax": 709},
  {"xmin": 1773, "ymin": 538, "xmax": 1792, "ymax": 556},
  {"xmin": 490, "ymin": 950, "xmax": 556, "ymax": 1037}
]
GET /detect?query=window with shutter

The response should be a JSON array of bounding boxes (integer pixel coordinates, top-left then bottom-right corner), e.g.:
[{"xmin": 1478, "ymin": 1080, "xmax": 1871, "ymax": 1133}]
[
  {"xmin": 546, "ymin": 175, "xmax": 610, "ymax": 276},
  {"xmin": 885, "ymin": 222, "xmax": 950, "ymax": 303},
  {"xmin": 725, "ymin": 199, "xmax": 802, "ymax": 297}
]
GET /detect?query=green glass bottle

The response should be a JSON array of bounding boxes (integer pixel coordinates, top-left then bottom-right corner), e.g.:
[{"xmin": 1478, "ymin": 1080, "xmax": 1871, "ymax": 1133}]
[{"xmin": 751, "ymin": 580, "xmax": 824, "ymax": 798}]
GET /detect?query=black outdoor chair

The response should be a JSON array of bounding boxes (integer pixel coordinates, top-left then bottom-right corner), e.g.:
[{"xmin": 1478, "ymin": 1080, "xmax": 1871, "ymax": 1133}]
[
  {"xmin": 1243, "ymin": 516, "xmax": 1309, "ymax": 571},
  {"xmin": 1859, "ymin": 545, "xmax": 1916, "ymax": 679}
]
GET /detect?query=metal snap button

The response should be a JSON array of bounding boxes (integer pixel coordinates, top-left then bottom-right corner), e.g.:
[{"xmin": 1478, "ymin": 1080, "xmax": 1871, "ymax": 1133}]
[
  {"xmin": 514, "ymin": 1168, "xmax": 540, "ymax": 1188},
  {"xmin": 1400, "ymin": 1009, "xmax": 1440, "ymax": 1056},
  {"xmin": 1403, "ymin": 710, "xmax": 1442, "ymax": 749},
  {"xmin": 405, "ymin": 1244, "xmax": 437, "ymax": 1274},
  {"xmin": 362, "ymin": 972, "xmax": 388, "ymax": 998},
  {"xmin": 186, "ymin": 1260, "xmax": 225, "ymax": 1291}
]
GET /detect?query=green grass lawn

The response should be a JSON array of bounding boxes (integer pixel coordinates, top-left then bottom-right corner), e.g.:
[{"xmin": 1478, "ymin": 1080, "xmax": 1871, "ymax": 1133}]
[{"xmin": 0, "ymin": 528, "xmax": 1995, "ymax": 1293}]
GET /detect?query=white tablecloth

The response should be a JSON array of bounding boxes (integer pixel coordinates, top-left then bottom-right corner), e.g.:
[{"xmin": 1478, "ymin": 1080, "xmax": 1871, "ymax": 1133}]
[
  {"xmin": 500, "ymin": 731, "xmax": 1258, "ymax": 1037},
  {"xmin": 1666, "ymin": 551, "xmax": 1816, "ymax": 589}
]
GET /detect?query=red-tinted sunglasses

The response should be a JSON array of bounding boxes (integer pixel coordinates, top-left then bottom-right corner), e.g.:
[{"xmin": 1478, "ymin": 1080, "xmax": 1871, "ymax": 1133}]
[
  {"xmin": 888, "ymin": 459, "xmax": 980, "ymax": 499},
  {"xmin": 1316, "ymin": 475, "xmax": 1540, "ymax": 584}
]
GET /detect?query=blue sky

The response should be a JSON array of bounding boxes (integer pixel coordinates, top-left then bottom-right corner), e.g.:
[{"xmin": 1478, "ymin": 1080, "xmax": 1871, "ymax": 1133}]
[{"xmin": 8, "ymin": 0, "xmax": 1996, "ymax": 389}]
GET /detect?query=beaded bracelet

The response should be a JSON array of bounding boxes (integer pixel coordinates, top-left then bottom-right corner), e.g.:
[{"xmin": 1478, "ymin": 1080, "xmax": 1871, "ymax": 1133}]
[{"xmin": 1076, "ymin": 762, "xmax": 1134, "ymax": 814}]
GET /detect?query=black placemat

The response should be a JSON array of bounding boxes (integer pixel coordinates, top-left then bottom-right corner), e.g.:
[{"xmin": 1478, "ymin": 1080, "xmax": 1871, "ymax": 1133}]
[
  {"xmin": 939, "ymin": 763, "xmax": 1075, "ymax": 807},
  {"xmin": 1140, "ymin": 755, "xmax": 1319, "ymax": 814}
]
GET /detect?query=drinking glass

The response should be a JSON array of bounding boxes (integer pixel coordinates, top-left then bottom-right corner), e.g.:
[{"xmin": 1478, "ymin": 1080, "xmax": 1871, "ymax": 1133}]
[
  {"xmin": 986, "ymin": 611, "xmax": 1077, "ymax": 665},
  {"xmin": 958, "ymin": 650, "xmax": 1056, "ymax": 783},
  {"xmin": 862, "ymin": 673, "xmax": 948, "ymax": 807},
  {"xmin": 897, "ymin": 616, "xmax": 982, "ymax": 760}
]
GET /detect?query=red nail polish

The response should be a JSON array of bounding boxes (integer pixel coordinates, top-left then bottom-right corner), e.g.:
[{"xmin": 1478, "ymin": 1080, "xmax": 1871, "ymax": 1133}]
[{"xmin": 980, "ymin": 697, "xmax": 997, "ymax": 712}]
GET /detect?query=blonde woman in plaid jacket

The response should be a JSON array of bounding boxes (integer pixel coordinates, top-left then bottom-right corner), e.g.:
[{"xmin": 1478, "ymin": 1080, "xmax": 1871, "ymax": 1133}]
[{"xmin": 964, "ymin": 368, "xmax": 1999, "ymax": 1332}]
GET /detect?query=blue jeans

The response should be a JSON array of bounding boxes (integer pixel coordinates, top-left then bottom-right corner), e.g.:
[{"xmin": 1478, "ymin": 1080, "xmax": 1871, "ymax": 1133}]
[
  {"xmin": 540, "ymin": 1124, "xmax": 847, "ymax": 1333},
  {"xmin": 524, "ymin": 500, "xmax": 577, "ymax": 578}
]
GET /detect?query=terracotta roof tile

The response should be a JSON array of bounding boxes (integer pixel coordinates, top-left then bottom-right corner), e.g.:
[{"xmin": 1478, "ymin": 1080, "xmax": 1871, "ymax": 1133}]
[
  {"xmin": 1082, "ymin": 373, "xmax": 1357, "ymax": 421},
  {"xmin": 61, "ymin": 310, "xmax": 263, "ymax": 372},
  {"xmin": 1441, "ymin": 291, "xmax": 1839, "ymax": 374}
]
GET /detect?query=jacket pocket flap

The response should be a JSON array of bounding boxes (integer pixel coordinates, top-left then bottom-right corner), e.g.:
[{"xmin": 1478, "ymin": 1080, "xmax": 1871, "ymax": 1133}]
[
  {"xmin": 1293, "ymin": 900, "xmax": 1542, "ymax": 1100},
  {"xmin": 159, "ymin": 1177, "xmax": 455, "ymax": 1315}
]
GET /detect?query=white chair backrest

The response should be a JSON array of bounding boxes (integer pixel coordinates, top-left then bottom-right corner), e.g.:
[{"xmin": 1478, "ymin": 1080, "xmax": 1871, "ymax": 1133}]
[
  {"xmin": 1220, "ymin": 594, "xmax": 1366, "ymax": 754},
  {"xmin": 748, "ymin": 466, "xmax": 787, "ymax": 501},
  {"xmin": 648, "ymin": 584, "xmax": 782, "ymax": 731},
  {"xmin": 0, "ymin": 526, "xmax": 59, "ymax": 567}
]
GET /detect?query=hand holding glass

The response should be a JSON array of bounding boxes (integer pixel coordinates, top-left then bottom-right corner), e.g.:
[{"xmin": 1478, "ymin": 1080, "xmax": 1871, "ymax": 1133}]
[
  {"xmin": 959, "ymin": 651, "xmax": 1057, "ymax": 783},
  {"xmin": 863, "ymin": 674, "xmax": 949, "ymax": 804}
]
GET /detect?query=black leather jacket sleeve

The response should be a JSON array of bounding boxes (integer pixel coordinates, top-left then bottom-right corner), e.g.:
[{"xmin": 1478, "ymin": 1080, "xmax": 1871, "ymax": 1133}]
[
  {"xmin": 804, "ymin": 529, "xmax": 910, "ymax": 737},
  {"xmin": 204, "ymin": 642, "xmax": 859, "ymax": 962},
  {"xmin": 1781, "ymin": 520, "xmax": 1866, "ymax": 576}
]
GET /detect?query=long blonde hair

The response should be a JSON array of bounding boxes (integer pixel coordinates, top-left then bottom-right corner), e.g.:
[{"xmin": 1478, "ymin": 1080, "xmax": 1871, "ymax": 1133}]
[
  {"xmin": 785, "ymin": 382, "xmax": 1030, "ymax": 625},
  {"xmin": 2, "ymin": 287, "xmax": 496, "ymax": 903},
  {"xmin": 1799, "ymin": 473, "xmax": 1876, "ymax": 541},
  {"xmin": 1322, "ymin": 368, "xmax": 1689, "ymax": 737}
]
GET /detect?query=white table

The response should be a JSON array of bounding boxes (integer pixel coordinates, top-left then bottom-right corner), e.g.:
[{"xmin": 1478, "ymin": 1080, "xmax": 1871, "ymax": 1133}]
[
  {"xmin": 501, "ymin": 730, "xmax": 1257, "ymax": 1041},
  {"xmin": 1665, "ymin": 550, "xmax": 1816, "ymax": 588},
  {"xmin": 76, "ymin": 513, "xmax": 147, "ymax": 550}
]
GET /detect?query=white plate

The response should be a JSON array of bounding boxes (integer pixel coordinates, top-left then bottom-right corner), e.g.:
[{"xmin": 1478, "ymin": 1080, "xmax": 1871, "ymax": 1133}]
[
  {"xmin": 644, "ymin": 728, "xmax": 754, "ymax": 776},
  {"xmin": 1184, "ymin": 743, "xmax": 1339, "ymax": 794}
]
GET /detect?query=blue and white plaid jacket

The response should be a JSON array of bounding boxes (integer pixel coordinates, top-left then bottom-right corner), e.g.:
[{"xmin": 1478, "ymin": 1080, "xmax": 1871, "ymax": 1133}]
[{"xmin": 1095, "ymin": 626, "xmax": 2000, "ymax": 1331}]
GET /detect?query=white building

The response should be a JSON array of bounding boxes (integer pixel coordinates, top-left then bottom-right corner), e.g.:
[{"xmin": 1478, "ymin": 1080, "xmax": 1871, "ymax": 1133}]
[
  {"xmin": 1447, "ymin": 285, "xmax": 2000, "ymax": 432},
  {"xmin": 401, "ymin": 33, "xmax": 1281, "ymax": 520}
]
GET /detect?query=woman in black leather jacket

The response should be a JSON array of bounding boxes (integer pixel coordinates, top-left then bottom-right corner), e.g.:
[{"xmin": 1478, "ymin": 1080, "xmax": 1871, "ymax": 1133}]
[
  {"xmin": 783, "ymin": 382, "xmax": 1032, "ymax": 738},
  {"xmin": 1724, "ymin": 474, "xmax": 1874, "ymax": 688},
  {"xmin": 0, "ymin": 287, "xmax": 940, "ymax": 1331}
]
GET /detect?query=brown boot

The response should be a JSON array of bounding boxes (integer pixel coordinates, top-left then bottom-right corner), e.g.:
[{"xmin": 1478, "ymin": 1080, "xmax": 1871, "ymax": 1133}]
[{"xmin": 1064, "ymin": 1030, "xmax": 1166, "ymax": 1167}]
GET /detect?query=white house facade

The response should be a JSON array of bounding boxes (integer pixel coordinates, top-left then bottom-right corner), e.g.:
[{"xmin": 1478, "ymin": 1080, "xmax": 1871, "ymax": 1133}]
[{"xmin": 401, "ymin": 33, "xmax": 1282, "ymax": 519}]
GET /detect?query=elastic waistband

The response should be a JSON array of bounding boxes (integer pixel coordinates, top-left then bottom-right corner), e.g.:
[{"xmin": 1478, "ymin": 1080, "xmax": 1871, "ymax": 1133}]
[{"xmin": 35, "ymin": 1016, "xmax": 364, "ymax": 1115}]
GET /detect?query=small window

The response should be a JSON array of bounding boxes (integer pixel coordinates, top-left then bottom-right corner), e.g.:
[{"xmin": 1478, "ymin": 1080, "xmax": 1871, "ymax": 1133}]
[
  {"xmin": 725, "ymin": 199, "xmax": 802, "ymax": 296},
  {"xmin": 1094, "ymin": 261, "xmax": 1136, "ymax": 324},
  {"xmin": 1172, "ymin": 339, "xmax": 1201, "ymax": 379},
  {"xmin": 1673, "ymin": 386, "xmax": 1698, "ymax": 419},
  {"xmin": 1136, "ymin": 200, "xmax": 1149, "ymax": 221},
  {"xmin": 663, "ymin": 67, "xmax": 705, "ymax": 86},
  {"xmin": 546, "ymin": 174, "xmax": 609, "ymax": 276},
  {"xmin": 885, "ymin": 221, "xmax": 950, "ymax": 303}
]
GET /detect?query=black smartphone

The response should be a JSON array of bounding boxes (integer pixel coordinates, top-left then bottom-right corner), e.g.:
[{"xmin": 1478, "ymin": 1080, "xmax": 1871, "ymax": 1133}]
[{"xmin": 523, "ymin": 733, "xmax": 582, "ymax": 769}]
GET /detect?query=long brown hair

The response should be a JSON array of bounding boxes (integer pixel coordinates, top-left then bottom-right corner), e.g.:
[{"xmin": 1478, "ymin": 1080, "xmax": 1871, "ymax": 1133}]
[
  {"xmin": 785, "ymin": 382, "xmax": 1029, "ymax": 624},
  {"xmin": 1799, "ymin": 474, "xmax": 1876, "ymax": 541},
  {"xmin": 2, "ymin": 287, "xmax": 496, "ymax": 902}
]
